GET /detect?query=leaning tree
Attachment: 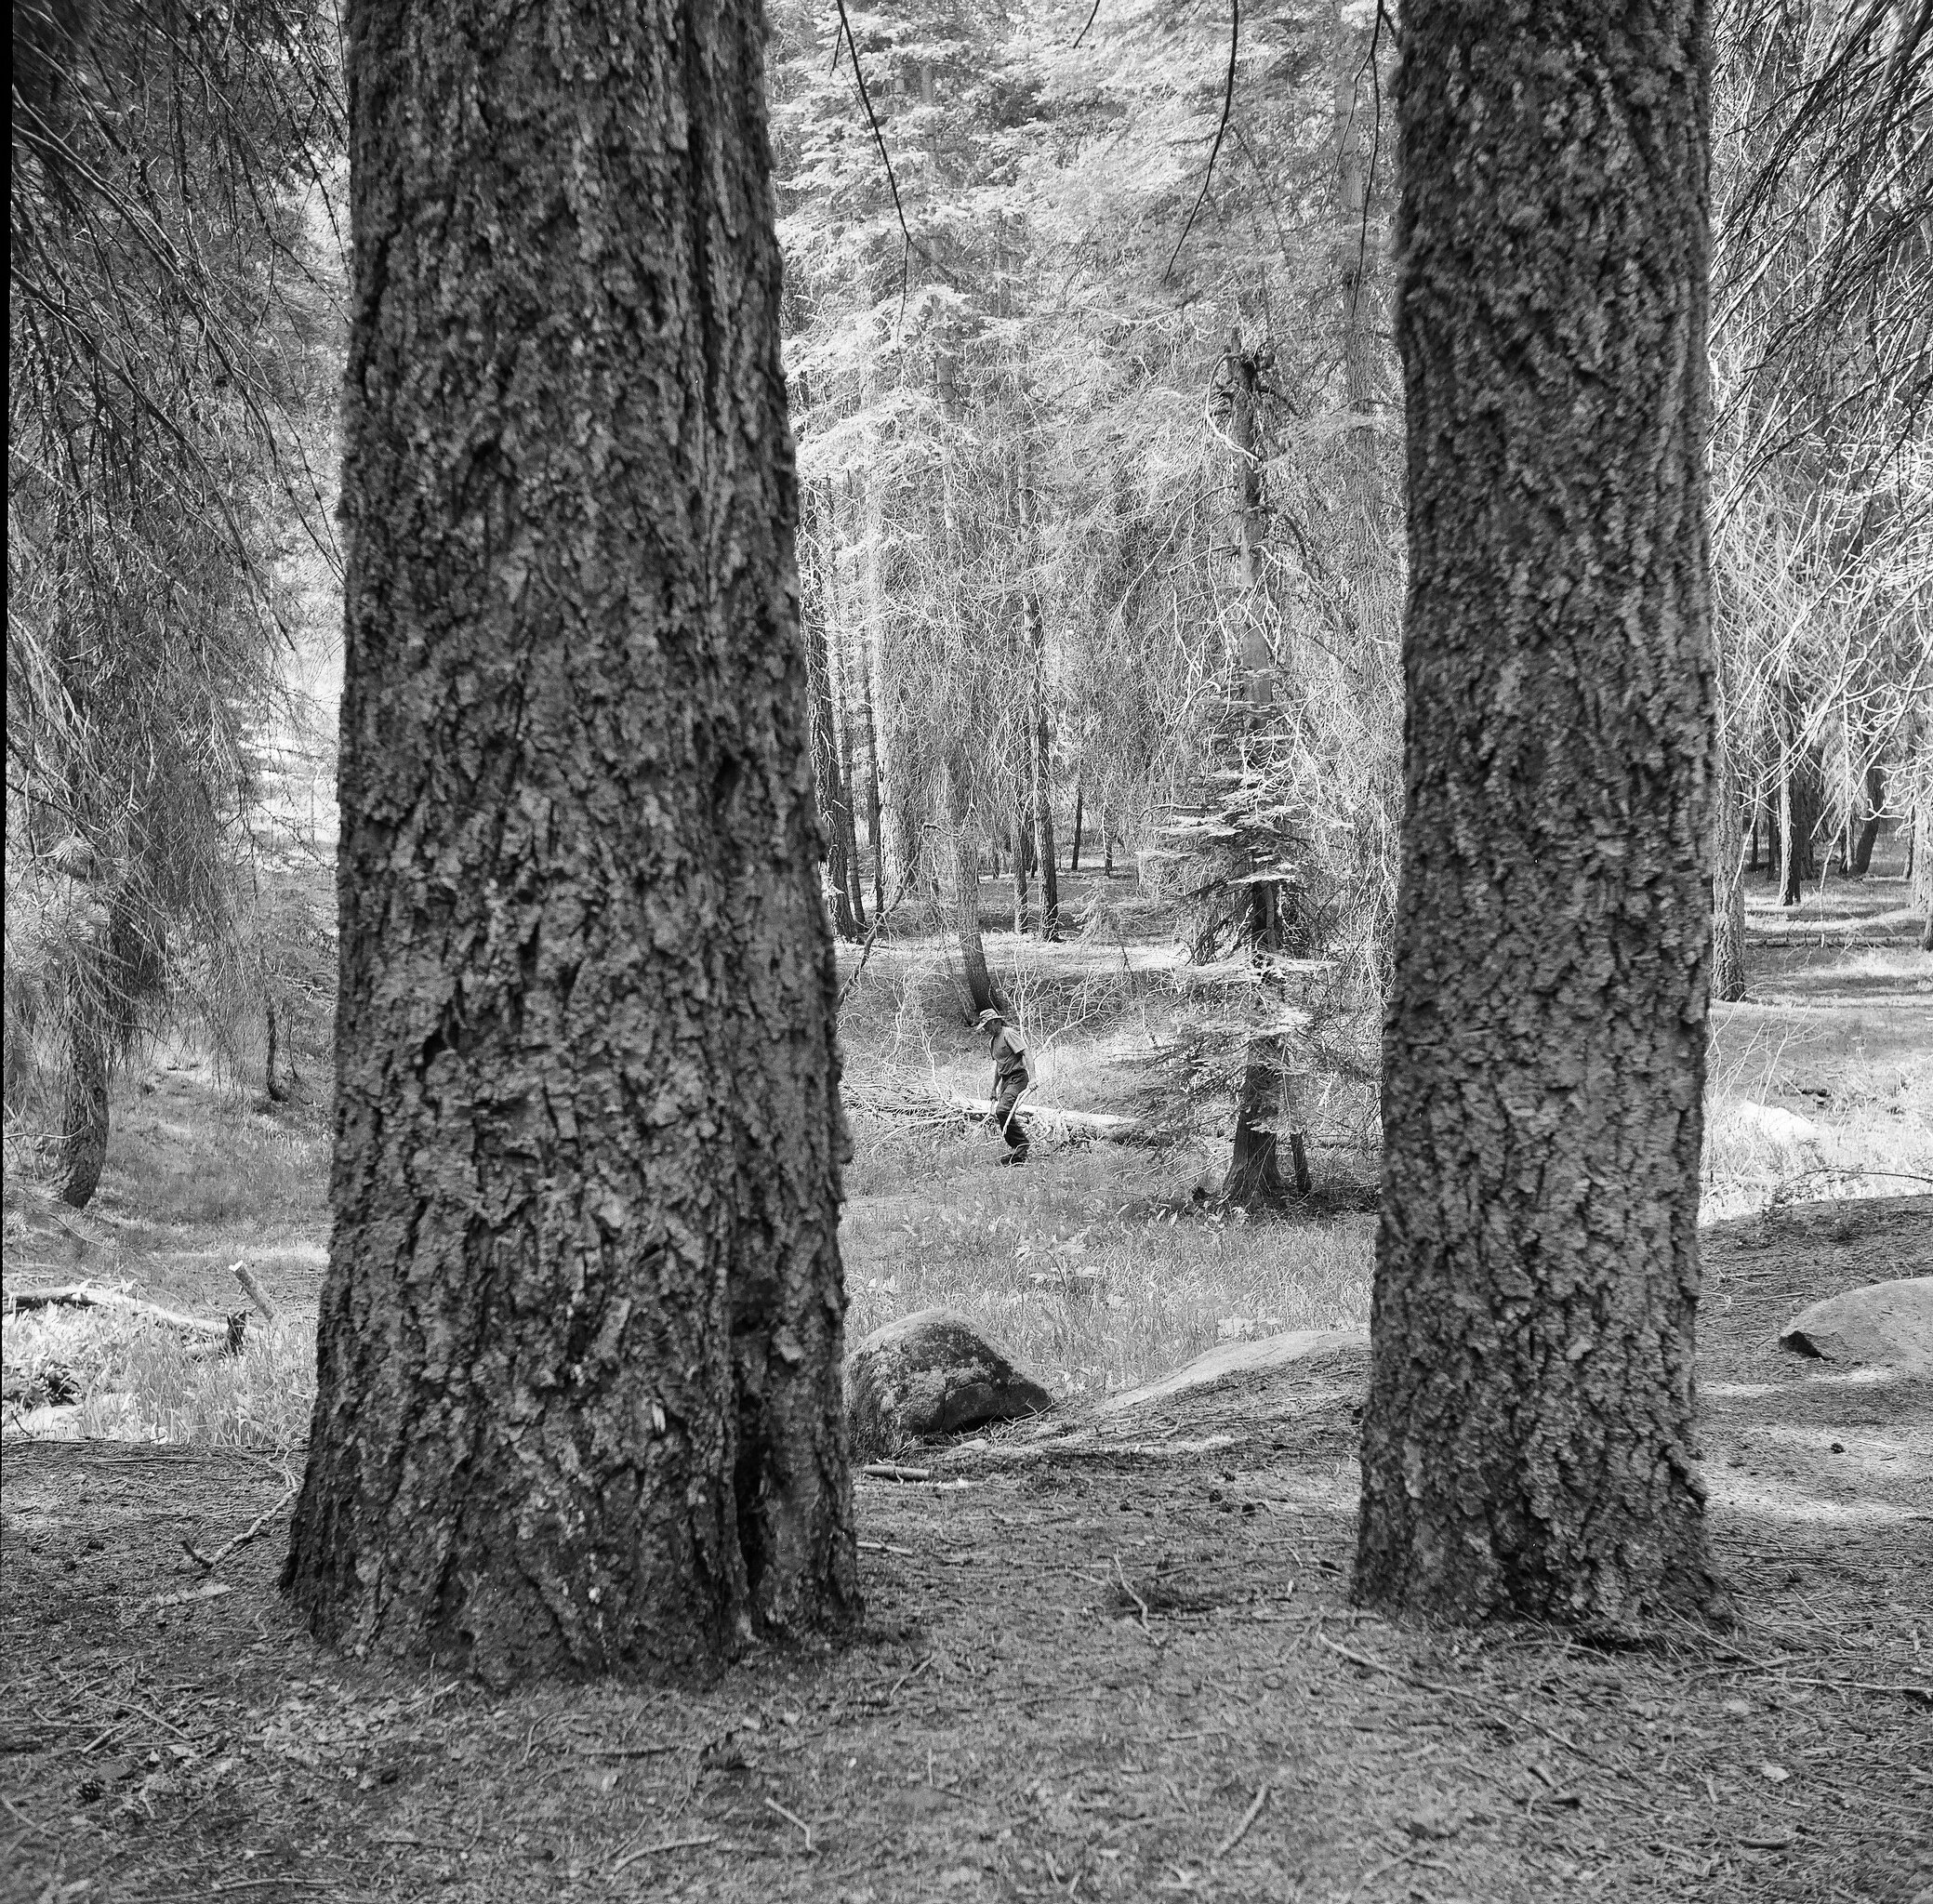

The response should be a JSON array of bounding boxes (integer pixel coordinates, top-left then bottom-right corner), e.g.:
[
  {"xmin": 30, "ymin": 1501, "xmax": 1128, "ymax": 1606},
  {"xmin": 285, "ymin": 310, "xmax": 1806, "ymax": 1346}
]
[
  {"xmin": 283, "ymin": 0, "xmax": 860, "ymax": 1680},
  {"xmin": 1356, "ymin": 0, "xmax": 1728, "ymax": 1627}
]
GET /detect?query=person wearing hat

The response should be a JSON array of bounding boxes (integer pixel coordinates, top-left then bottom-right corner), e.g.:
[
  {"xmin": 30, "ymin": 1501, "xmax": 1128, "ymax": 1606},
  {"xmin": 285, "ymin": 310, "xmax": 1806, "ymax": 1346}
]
[{"xmin": 974, "ymin": 1008, "xmax": 1036, "ymax": 1165}]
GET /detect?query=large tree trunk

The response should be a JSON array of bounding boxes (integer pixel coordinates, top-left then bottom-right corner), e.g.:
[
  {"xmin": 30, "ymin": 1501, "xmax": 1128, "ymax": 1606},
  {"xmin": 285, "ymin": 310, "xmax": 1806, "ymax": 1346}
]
[
  {"xmin": 284, "ymin": 0, "xmax": 859, "ymax": 1682},
  {"xmin": 1357, "ymin": 0, "xmax": 1722, "ymax": 1629}
]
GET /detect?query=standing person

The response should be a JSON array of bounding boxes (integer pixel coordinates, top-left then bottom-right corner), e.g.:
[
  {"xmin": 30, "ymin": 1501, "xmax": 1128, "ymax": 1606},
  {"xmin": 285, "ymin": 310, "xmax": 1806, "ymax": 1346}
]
[{"xmin": 974, "ymin": 1008, "xmax": 1036, "ymax": 1165}]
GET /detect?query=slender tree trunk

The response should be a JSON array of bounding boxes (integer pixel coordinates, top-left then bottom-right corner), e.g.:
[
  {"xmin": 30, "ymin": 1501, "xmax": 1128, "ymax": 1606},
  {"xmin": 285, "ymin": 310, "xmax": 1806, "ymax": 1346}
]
[
  {"xmin": 942, "ymin": 749, "xmax": 996, "ymax": 1014},
  {"xmin": 1104, "ymin": 813, "xmax": 1115, "ymax": 879},
  {"xmin": 1069, "ymin": 779, "xmax": 1083, "ymax": 872},
  {"xmin": 858, "ymin": 640, "xmax": 883, "ymax": 917},
  {"xmin": 1219, "ymin": 340, "xmax": 1300, "ymax": 1210},
  {"xmin": 55, "ymin": 989, "xmax": 110, "ymax": 1210},
  {"xmin": 1850, "ymin": 764, "xmax": 1884, "ymax": 877},
  {"xmin": 1913, "ymin": 734, "xmax": 1933, "ymax": 950},
  {"xmin": 830, "ymin": 628, "xmax": 867, "ymax": 930},
  {"xmin": 1013, "ymin": 807, "xmax": 1032, "ymax": 933},
  {"xmin": 1781, "ymin": 740, "xmax": 1821, "ymax": 906},
  {"xmin": 1357, "ymin": 0, "xmax": 1722, "ymax": 1629},
  {"xmin": 824, "ymin": 483, "xmax": 867, "ymax": 931},
  {"xmin": 1712, "ymin": 661, "xmax": 1747, "ymax": 1003},
  {"xmin": 284, "ymin": 0, "xmax": 859, "ymax": 1681},
  {"xmin": 801, "ymin": 510, "xmax": 860, "ymax": 941}
]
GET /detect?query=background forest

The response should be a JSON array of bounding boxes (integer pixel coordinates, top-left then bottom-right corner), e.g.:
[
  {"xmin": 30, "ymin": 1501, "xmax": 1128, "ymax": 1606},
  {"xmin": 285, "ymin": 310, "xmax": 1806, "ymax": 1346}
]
[{"xmin": 6, "ymin": 0, "xmax": 1929, "ymax": 1225}]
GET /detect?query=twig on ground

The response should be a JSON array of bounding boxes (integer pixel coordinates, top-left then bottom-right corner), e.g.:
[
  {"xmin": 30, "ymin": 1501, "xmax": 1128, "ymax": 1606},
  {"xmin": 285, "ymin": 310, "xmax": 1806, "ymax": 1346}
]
[
  {"xmin": 1113, "ymin": 1554, "xmax": 1152, "ymax": 1635},
  {"xmin": 182, "ymin": 1478, "xmax": 299, "ymax": 1572},
  {"xmin": 1316, "ymin": 1632, "xmax": 1601, "ymax": 1762},
  {"xmin": 580, "ymin": 1743, "xmax": 676, "ymax": 1758},
  {"xmin": 608, "ymin": 1831, "xmax": 719, "ymax": 1875},
  {"xmin": 1212, "ymin": 1784, "xmax": 1268, "ymax": 1859},
  {"xmin": 763, "ymin": 1795, "xmax": 815, "ymax": 1852},
  {"xmin": 860, "ymin": 1462, "xmax": 933, "ymax": 1482},
  {"xmin": 856, "ymin": 1539, "xmax": 915, "ymax": 1556},
  {"xmin": 886, "ymin": 1657, "xmax": 932, "ymax": 1700}
]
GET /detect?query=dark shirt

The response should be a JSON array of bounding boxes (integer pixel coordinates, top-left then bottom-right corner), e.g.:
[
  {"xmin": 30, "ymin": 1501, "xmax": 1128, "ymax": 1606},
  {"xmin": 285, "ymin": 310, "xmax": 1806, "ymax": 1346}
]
[{"xmin": 991, "ymin": 1025, "xmax": 1030, "ymax": 1091}]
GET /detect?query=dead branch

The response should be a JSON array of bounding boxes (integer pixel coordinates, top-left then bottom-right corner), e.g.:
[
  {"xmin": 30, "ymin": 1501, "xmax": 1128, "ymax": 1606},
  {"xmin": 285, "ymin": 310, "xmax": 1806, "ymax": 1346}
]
[
  {"xmin": 7, "ymin": 1280, "xmax": 232, "ymax": 1340},
  {"xmin": 181, "ymin": 1477, "xmax": 299, "ymax": 1572},
  {"xmin": 231, "ymin": 1261, "xmax": 279, "ymax": 1321}
]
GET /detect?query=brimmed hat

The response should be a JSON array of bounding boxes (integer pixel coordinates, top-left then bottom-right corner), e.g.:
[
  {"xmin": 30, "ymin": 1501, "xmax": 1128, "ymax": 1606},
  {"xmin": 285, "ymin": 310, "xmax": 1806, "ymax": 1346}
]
[{"xmin": 973, "ymin": 1008, "xmax": 1004, "ymax": 1028}]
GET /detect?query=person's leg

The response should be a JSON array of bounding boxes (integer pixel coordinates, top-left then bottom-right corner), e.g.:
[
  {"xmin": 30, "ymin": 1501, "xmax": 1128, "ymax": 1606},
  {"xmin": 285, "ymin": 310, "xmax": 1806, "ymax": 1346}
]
[{"xmin": 997, "ymin": 1085, "xmax": 1029, "ymax": 1162}]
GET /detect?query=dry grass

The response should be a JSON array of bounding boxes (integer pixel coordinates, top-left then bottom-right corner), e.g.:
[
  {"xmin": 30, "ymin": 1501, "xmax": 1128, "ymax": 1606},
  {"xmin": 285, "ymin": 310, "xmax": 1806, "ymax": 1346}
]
[
  {"xmin": 842, "ymin": 1143, "xmax": 1372, "ymax": 1402},
  {"xmin": 1, "ymin": 1303, "xmax": 315, "ymax": 1446}
]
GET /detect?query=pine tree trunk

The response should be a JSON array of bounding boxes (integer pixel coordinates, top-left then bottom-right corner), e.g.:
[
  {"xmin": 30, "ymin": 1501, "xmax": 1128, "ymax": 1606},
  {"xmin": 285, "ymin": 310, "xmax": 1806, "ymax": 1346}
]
[
  {"xmin": 1849, "ymin": 764, "xmax": 1883, "ymax": 877},
  {"xmin": 1219, "ymin": 342, "xmax": 1306, "ymax": 1210},
  {"xmin": 1357, "ymin": 0, "xmax": 1722, "ymax": 1629},
  {"xmin": 943, "ymin": 749, "xmax": 996, "ymax": 1015},
  {"xmin": 1780, "ymin": 742, "xmax": 1821, "ymax": 906},
  {"xmin": 1013, "ymin": 808, "xmax": 1032, "ymax": 934},
  {"xmin": 858, "ymin": 639, "xmax": 883, "ymax": 916},
  {"xmin": 284, "ymin": 0, "xmax": 859, "ymax": 1681},
  {"xmin": 55, "ymin": 990, "xmax": 110, "ymax": 1210},
  {"xmin": 801, "ymin": 516, "xmax": 860, "ymax": 941},
  {"xmin": 1069, "ymin": 780, "xmax": 1083, "ymax": 873},
  {"xmin": 1029, "ymin": 687, "xmax": 1060, "ymax": 941},
  {"xmin": 1712, "ymin": 667, "xmax": 1747, "ymax": 1003},
  {"xmin": 1913, "ymin": 734, "xmax": 1933, "ymax": 950}
]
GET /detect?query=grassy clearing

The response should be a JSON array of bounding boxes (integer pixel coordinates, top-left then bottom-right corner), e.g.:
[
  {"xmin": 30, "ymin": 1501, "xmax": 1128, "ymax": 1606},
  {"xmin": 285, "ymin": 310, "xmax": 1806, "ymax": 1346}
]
[{"xmin": 3, "ymin": 872, "xmax": 1926, "ymax": 1447}]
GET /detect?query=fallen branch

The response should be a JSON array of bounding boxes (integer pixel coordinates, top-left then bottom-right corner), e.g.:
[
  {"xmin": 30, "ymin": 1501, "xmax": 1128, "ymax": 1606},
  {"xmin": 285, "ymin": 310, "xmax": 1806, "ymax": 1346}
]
[
  {"xmin": 608, "ymin": 1832, "xmax": 719, "ymax": 1876},
  {"xmin": 859, "ymin": 1461, "xmax": 932, "ymax": 1482},
  {"xmin": 7, "ymin": 1281, "xmax": 235, "ymax": 1342}
]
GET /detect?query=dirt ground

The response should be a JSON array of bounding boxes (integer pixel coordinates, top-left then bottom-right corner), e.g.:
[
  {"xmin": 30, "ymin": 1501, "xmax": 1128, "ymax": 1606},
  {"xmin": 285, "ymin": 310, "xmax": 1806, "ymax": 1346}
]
[{"xmin": 2, "ymin": 1197, "xmax": 1927, "ymax": 1904}]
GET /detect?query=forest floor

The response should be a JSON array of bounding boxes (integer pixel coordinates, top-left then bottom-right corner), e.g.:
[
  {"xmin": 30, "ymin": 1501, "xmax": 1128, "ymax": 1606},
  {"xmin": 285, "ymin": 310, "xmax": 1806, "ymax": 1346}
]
[{"xmin": 2, "ymin": 865, "xmax": 1928, "ymax": 1903}]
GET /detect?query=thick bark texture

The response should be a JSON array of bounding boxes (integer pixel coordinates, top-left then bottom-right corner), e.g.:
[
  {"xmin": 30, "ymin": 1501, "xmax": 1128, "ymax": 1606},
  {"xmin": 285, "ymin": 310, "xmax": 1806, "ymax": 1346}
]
[
  {"xmin": 1357, "ymin": 0, "xmax": 1722, "ymax": 1629},
  {"xmin": 284, "ymin": 0, "xmax": 859, "ymax": 1681}
]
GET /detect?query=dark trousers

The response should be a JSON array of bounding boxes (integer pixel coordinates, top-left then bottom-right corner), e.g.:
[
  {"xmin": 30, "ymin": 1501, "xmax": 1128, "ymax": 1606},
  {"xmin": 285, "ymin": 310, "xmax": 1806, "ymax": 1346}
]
[{"xmin": 994, "ymin": 1083, "xmax": 1028, "ymax": 1154}]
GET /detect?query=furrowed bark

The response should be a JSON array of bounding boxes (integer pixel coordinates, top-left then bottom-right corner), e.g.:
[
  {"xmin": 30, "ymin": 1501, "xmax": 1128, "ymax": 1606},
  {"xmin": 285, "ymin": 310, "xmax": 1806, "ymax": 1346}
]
[
  {"xmin": 284, "ymin": 0, "xmax": 859, "ymax": 1681},
  {"xmin": 1357, "ymin": 0, "xmax": 1724, "ymax": 1630}
]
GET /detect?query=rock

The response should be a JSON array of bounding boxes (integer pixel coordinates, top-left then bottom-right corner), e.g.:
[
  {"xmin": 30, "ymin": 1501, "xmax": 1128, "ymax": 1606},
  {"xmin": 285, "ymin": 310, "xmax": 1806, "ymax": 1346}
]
[
  {"xmin": 1093, "ymin": 1327, "xmax": 1370, "ymax": 1417},
  {"xmin": 1779, "ymin": 1277, "xmax": 1933, "ymax": 1373},
  {"xmin": 845, "ymin": 1309, "xmax": 1053, "ymax": 1461}
]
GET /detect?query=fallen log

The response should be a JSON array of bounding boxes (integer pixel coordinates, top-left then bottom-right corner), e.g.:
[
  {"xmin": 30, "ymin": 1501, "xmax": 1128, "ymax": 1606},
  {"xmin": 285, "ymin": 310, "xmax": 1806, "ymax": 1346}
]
[
  {"xmin": 5, "ymin": 1280, "xmax": 240, "ymax": 1345},
  {"xmin": 948, "ymin": 1097, "xmax": 1143, "ymax": 1142}
]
